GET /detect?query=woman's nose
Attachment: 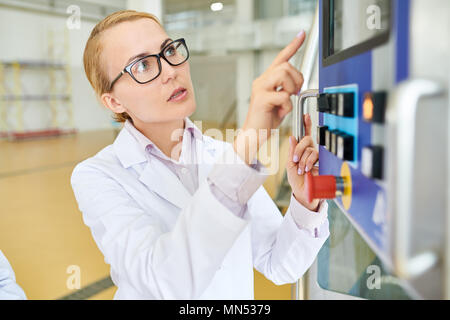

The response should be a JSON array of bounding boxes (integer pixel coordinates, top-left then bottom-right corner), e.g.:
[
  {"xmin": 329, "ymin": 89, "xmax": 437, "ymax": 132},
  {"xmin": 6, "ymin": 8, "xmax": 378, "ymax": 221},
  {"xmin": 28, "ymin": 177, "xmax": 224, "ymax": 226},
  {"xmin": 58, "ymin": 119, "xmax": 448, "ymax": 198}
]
[{"xmin": 160, "ymin": 58, "xmax": 177, "ymax": 83}]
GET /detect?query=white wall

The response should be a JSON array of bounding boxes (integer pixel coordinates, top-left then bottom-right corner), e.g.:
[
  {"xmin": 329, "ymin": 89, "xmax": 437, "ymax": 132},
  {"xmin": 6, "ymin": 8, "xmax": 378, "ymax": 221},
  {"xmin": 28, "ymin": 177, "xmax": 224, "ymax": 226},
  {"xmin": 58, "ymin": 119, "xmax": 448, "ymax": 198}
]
[
  {"xmin": 0, "ymin": 5, "xmax": 239, "ymax": 133},
  {"xmin": 0, "ymin": 6, "xmax": 113, "ymax": 132},
  {"xmin": 0, "ymin": 1, "xmax": 315, "ymax": 133}
]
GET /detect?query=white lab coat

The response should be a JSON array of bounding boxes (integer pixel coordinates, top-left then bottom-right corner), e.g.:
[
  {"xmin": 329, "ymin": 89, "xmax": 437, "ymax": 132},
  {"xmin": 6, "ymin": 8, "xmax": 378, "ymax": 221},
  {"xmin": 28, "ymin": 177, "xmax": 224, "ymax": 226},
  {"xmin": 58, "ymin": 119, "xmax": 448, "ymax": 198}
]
[
  {"xmin": 0, "ymin": 250, "xmax": 27, "ymax": 300},
  {"xmin": 71, "ymin": 126, "xmax": 329, "ymax": 300}
]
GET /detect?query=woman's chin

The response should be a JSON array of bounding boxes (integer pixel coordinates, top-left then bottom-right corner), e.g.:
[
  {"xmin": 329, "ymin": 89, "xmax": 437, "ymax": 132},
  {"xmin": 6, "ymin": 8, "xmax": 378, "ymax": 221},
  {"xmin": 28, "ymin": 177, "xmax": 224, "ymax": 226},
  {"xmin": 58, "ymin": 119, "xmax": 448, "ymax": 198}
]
[{"xmin": 177, "ymin": 101, "xmax": 196, "ymax": 118}]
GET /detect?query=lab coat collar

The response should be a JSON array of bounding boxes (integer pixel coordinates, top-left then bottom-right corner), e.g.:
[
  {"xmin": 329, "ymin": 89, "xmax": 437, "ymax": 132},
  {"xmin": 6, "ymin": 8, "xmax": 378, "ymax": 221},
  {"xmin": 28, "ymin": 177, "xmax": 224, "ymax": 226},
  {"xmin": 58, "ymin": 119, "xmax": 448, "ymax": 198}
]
[
  {"xmin": 137, "ymin": 134, "xmax": 217, "ymax": 210},
  {"xmin": 123, "ymin": 118, "xmax": 203, "ymax": 156},
  {"xmin": 114, "ymin": 118, "xmax": 204, "ymax": 169},
  {"xmin": 113, "ymin": 125, "xmax": 148, "ymax": 169},
  {"xmin": 139, "ymin": 157, "xmax": 193, "ymax": 209},
  {"xmin": 113, "ymin": 119, "xmax": 218, "ymax": 209}
]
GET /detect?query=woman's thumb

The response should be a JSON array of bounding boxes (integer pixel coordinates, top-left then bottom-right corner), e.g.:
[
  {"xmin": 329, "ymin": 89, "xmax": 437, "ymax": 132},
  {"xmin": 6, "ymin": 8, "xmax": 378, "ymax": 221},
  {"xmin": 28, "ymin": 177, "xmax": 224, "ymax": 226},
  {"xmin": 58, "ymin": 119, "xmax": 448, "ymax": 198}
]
[{"xmin": 288, "ymin": 136, "xmax": 297, "ymax": 163}]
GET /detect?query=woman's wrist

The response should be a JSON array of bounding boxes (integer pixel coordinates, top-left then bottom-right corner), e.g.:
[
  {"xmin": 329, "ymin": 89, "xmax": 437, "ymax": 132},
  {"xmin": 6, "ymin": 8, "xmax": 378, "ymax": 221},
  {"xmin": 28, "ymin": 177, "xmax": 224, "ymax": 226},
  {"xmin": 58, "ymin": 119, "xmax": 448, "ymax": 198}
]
[{"xmin": 293, "ymin": 192, "xmax": 320, "ymax": 212}]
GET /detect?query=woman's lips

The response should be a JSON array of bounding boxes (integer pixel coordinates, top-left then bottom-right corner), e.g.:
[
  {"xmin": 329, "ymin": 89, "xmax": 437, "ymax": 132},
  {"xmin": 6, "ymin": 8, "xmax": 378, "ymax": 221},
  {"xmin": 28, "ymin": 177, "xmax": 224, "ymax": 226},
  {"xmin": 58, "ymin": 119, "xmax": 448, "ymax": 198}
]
[{"xmin": 168, "ymin": 88, "xmax": 188, "ymax": 102}]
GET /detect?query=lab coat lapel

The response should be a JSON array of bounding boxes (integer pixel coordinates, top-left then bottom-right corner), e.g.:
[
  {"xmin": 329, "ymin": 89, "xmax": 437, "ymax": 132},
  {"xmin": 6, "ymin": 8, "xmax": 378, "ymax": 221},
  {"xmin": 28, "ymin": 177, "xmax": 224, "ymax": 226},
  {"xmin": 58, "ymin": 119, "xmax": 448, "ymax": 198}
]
[
  {"xmin": 138, "ymin": 159, "xmax": 192, "ymax": 210},
  {"xmin": 140, "ymin": 135, "xmax": 220, "ymax": 209},
  {"xmin": 114, "ymin": 123, "xmax": 221, "ymax": 210},
  {"xmin": 114, "ymin": 124, "xmax": 192, "ymax": 209}
]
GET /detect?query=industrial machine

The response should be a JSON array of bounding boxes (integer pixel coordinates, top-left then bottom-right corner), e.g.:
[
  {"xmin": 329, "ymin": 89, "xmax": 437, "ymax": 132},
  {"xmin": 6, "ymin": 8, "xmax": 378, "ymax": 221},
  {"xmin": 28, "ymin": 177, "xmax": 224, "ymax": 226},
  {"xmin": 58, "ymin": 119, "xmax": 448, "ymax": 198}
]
[{"xmin": 295, "ymin": 0, "xmax": 449, "ymax": 299}]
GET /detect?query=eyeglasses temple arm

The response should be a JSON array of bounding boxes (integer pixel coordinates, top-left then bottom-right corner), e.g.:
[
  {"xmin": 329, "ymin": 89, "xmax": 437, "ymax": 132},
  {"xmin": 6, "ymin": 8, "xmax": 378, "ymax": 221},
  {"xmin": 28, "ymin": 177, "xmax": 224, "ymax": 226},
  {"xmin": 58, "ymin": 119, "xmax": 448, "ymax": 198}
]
[{"xmin": 109, "ymin": 70, "xmax": 125, "ymax": 91}]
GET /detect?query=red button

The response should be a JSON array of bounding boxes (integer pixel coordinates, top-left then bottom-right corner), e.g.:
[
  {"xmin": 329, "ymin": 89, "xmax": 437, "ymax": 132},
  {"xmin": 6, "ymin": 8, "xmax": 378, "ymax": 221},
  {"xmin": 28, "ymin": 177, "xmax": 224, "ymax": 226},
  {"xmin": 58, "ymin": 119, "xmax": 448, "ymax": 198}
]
[{"xmin": 305, "ymin": 172, "xmax": 337, "ymax": 203}]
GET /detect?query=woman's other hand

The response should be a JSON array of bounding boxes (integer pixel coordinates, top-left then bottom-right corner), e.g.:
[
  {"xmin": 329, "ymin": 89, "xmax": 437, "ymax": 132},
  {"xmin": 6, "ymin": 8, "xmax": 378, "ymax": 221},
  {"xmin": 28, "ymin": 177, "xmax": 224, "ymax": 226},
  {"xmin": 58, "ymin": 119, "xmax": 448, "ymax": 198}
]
[{"xmin": 286, "ymin": 114, "xmax": 320, "ymax": 212}]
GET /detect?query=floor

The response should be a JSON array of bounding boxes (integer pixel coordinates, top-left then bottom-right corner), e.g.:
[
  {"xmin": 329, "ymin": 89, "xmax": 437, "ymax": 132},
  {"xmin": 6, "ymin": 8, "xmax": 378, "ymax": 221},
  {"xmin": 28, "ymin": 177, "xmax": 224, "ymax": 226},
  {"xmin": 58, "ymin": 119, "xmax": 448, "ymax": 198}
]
[{"xmin": 0, "ymin": 127, "xmax": 292, "ymax": 300}]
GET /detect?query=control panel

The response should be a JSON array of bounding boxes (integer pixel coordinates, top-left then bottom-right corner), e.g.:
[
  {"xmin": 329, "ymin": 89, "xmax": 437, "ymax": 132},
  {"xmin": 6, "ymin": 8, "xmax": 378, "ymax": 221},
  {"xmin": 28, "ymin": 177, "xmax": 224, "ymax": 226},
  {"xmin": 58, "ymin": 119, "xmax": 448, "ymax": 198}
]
[
  {"xmin": 299, "ymin": 0, "xmax": 449, "ymax": 301},
  {"xmin": 307, "ymin": 85, "xmax": 389, "ymax": 254},
  {"xmin": 298, "ymin": 0, "xmax": 398, "ymax": 263}
]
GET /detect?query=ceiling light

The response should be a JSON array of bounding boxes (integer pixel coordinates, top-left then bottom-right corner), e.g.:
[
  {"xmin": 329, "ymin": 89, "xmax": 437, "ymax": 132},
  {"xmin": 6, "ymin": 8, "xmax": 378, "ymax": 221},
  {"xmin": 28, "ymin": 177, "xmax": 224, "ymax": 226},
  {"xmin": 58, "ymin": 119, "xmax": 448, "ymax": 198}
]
[{"xmin": 210, "ymin": 2, "xmax": 223, "ymax": 12}]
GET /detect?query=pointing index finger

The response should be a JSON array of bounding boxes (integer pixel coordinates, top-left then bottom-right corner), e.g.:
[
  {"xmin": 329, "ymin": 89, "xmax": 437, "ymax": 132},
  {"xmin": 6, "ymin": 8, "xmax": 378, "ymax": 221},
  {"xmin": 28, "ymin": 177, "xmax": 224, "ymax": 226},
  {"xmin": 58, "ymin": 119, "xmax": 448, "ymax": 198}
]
[{"xmin": 270, "ymin": 30, "xmax": 306, "ymax": 68}]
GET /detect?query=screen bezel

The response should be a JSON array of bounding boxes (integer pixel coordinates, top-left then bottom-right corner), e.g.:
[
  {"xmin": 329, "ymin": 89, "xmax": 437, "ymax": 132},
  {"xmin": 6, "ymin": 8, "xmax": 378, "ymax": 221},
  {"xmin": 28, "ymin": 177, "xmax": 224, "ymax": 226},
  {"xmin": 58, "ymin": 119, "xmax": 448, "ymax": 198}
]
[{"xmin": 322, "ymin": 0, "xmax": 392, "ymax": 67}]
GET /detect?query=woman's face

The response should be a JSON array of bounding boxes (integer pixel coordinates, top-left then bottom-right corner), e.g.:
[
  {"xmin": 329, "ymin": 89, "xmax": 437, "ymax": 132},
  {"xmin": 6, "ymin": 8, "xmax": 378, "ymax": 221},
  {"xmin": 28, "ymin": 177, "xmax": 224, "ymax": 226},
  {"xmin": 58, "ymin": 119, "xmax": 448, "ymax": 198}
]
[{"xmin": 100, "ymin": 18, "xmax": 196, "ymax": 125}]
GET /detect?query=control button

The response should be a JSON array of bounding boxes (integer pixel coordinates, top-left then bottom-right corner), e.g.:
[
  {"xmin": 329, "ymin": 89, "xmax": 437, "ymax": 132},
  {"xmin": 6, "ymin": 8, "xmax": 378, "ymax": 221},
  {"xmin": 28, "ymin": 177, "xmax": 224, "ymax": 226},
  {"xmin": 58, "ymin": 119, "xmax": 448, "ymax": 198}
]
[
  {"xmin": 363, "ymin": 92, "xmax": 387, "ymax": 123},
  {"xmin": 329, "ymin": 94, "xmax": 338, "ymax": 115},
  {"xmin": 317, "ymin": 126, "xmax": 328, "ymax": 146},
  {"xmin": 305, "ymin": 173, "xmax": 337, "ymax": 203},
  {"xmin": 330, "ymin": 130, "xmax": 339, "ymax": 155},
  {"xmin": 337, "ymin": 93, "xmax": 354, "ymax": 118},
  {"xmin": 362, "ymin": 146, "xmax": 383, "ymax": 179},
  {"xmin": 305, "ymin": 172, "xmax": 347, "ymax": 203},
  {"xmin": 325, "ymin": 129, "xmax": 331, "ymax": 151},
  {"xmin": 337, "ymin": 134, "xmax": 354, "ymax": 161},
  {"xmin": 317, "ymin": 94, "xmax": 331, "ymax": 113}
]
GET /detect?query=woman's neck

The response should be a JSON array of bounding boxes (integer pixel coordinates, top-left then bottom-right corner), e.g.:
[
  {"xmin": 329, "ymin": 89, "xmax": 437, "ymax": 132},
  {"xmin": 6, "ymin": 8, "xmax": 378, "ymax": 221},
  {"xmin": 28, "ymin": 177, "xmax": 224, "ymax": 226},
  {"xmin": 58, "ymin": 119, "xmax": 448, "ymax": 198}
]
[{"xmin": 133, "ymin": 118, "xmax": 185, "ymax": 161}]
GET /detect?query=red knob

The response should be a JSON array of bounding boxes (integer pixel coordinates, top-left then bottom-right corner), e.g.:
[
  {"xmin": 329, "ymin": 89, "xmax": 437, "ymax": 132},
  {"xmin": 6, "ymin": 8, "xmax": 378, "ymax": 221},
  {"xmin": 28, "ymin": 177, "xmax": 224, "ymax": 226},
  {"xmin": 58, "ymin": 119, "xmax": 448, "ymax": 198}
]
[{"xmin": 305, "ymin": 172, "xmax": 337, "ymax": 203}]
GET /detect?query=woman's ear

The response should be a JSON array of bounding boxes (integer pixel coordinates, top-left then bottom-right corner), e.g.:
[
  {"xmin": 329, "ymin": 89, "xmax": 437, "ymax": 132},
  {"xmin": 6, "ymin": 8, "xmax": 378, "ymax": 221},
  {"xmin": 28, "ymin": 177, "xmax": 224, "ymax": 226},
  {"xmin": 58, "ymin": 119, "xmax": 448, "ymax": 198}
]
[{"xmin": 101, "ymin": 92, "xmax": 127, "ymax": 114}]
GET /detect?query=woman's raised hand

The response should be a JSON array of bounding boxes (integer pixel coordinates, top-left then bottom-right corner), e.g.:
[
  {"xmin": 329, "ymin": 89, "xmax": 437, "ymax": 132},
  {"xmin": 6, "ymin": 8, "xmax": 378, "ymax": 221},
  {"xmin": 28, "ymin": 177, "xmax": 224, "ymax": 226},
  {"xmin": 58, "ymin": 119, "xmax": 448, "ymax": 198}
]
[{"xmin": 233, "ymin": 31, "xmax": 306, "ymax": 165}]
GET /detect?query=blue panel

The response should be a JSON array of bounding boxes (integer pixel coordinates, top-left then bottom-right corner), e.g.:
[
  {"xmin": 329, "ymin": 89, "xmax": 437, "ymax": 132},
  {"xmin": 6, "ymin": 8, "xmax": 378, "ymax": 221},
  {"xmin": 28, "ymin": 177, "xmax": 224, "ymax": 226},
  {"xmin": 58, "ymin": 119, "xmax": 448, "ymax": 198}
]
[
  {"xmin": 319, "ymin": 30, "xmax": 382, "ymax": 249},
  {"xmin": 395, "ymin": 0, "xmax": 410, "ymax": 83},
  {"xmin": 317, "ymin": 0, "xmax": 411, "ymax": 257}
]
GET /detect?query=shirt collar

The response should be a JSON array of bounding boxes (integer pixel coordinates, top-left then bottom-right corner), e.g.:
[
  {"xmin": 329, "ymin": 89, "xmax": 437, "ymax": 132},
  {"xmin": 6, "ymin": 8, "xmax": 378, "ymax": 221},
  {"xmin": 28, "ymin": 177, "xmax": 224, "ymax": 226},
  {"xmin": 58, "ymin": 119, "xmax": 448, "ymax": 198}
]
[
  {"xmin": 184, "ymin": 117, "xmax": 203, "ymax": 141},
  {"xmin": 124, "ymin": 118, "xmax": 203, "ymax": 154}
]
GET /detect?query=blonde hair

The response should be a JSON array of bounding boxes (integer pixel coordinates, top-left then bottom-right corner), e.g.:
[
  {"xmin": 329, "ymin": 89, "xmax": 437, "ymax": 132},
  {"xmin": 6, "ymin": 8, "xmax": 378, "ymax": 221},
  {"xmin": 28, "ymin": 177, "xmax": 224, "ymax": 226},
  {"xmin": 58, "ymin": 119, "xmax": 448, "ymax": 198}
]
[{"xmin": 83, "ymin": 10, "xmax": 162, "ymax": 123}]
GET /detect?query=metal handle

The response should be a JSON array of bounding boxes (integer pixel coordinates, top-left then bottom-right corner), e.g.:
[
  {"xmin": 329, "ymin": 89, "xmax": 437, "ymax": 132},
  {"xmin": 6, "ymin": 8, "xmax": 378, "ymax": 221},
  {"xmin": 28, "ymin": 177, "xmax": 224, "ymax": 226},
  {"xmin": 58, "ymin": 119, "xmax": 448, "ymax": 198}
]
[
  {"xmin": 292, "ymin": 3, "xmax": 319, "ymax": 300},
  {"xmin": 294, "ymin": 89, "xmax": 319, "ymax": 141},
  {"xmin": 386, "ymin": 79, "xmax": 444, "ymax": 279}
]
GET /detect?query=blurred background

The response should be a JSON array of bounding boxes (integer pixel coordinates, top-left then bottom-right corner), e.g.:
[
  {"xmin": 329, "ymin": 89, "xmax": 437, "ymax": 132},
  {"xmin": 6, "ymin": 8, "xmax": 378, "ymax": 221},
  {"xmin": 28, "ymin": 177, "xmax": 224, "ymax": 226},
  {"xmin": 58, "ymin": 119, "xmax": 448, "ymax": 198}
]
[{"xmin": 0, "ymin": 0, "xmax": 318, "ymax": 299}]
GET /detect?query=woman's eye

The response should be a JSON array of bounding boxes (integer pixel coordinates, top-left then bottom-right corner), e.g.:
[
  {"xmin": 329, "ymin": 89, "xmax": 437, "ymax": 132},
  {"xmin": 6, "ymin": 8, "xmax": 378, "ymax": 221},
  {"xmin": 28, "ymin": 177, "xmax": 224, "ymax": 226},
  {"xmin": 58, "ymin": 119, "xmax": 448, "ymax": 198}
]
[
  {"xmin": 136, "ymin": 60, "xmax": 149, "ymax": 73},
  {"xmin": 166, "ymin": 46, "xmax": 176, "ymax": 56}
]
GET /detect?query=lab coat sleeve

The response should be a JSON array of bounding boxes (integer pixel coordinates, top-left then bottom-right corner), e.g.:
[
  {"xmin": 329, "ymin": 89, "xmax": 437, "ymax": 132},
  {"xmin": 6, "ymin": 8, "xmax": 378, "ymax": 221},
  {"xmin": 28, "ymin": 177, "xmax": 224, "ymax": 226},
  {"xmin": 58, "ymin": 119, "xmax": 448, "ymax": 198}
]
[
  {"xmin": 289, "ymin": 194, "xmax": 329, "ymax": 238},
  {"xmin": 70, "ymin": 161, "xmax": 248, "ymax": 299},
  {"xmin": 248, "ymin": 187, "xmax": 330, "ymax": 285},
  {"xmin": 0, "ymin": 250, "xmax": 27, "ymax": 300}
]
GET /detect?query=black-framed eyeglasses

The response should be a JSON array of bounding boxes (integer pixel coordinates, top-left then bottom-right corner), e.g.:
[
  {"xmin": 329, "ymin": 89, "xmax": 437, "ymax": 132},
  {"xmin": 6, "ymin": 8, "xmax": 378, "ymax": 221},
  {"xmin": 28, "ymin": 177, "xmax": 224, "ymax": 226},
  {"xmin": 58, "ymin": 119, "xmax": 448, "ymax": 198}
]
[{"xmin": 109, "ymin": 38, "xmax": 189, "ymax": 91}]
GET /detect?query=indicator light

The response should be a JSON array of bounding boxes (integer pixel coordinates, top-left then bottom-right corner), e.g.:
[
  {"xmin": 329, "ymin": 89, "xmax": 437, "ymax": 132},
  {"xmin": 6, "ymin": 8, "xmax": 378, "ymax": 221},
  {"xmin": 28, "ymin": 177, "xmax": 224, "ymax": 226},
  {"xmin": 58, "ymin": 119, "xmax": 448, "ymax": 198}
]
[
  {"xmin": 363, "ymin": 92, "xmax": 387, "ymax": 123},
  {"xmin": 363, "ymin": 93, "xmax": 374, "ymax": 121}
]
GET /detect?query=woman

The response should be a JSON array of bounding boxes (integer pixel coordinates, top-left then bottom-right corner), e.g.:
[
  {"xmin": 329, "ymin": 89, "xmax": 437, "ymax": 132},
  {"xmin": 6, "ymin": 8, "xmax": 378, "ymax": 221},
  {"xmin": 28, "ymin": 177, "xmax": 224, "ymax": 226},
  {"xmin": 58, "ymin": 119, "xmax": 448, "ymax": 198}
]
[{"xmin": 71, "ymin": 10, "xmax": 329, "ymax": 300}]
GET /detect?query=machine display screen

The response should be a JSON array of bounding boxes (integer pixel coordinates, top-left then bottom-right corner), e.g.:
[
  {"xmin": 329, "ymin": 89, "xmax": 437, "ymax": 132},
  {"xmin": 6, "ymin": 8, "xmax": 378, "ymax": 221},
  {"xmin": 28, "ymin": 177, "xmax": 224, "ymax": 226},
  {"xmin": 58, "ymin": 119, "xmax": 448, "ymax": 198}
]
[{"xmin": 324, "ymin": 0, "xmax": 391, "ymax": 64}]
